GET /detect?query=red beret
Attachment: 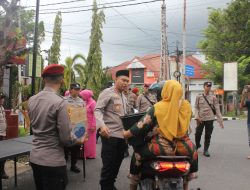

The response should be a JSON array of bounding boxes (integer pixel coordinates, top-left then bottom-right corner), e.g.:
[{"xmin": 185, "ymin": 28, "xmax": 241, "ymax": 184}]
[
  {"xmin": 132, "ymin": 87, "xmax": 139, "ymax": 94},
  {"xmin": 42, "ymin": 64, "xmax": 64, "ymax": 78}
]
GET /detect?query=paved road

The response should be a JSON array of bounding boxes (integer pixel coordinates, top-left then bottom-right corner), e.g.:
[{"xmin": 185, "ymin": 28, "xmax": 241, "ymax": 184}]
[{"xmin": 3, "ymin": 120, "xmax": 250, "ymax": 190}]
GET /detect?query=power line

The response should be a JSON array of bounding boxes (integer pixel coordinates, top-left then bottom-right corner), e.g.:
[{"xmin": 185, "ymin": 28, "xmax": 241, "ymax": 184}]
[
  {"xmin": 39, "ymin": 0, "xmax": 162, "ymax": 14},
  {"xmin": 34, "ymin": 0, "xmax": 142, "ymax": 11},
  {"xmin": 102, "ymin": 0, "xmax": 160, "ymax": 46},
  {"xmin": 27, "ymin": 0, "xmax": 87, "ymax": 8},
  {"xmin": 45, "ymin": 30, "xmax": 90, "ymax": 36}
]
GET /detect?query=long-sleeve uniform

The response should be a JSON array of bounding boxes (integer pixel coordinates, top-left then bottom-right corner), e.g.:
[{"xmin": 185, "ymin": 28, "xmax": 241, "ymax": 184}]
[
  {"xmin": 136, "ymin": 93, "xmax": 157, "ymax": 112},
  {"xmin": 28, "ymin": 87, "xmax": 72, "ymax": 190},
  {"xmin": 94, "ymin": 86, "xmax": 127, "ymax": 190}
]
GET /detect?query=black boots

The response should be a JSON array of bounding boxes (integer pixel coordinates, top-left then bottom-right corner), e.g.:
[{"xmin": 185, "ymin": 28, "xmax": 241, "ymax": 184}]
[
  {"xmin": 70, "ymin": 165, "xmax": 81, "ymax": 173},
  {"xmin": 203, "ymin": 150, "xmax": 210, "ymax": 157}
]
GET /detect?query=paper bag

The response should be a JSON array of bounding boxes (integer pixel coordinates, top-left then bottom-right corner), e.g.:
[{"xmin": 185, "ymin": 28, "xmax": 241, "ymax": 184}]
[{"xmin": 67, "ymin": 106, "xmax": 87, "ymax": 142}]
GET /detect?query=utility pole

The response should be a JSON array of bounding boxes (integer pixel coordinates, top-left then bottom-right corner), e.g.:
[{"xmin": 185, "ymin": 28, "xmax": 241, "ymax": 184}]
[
  {"xmin": 160, "ymin": 0, "xmax": 170, "ymax": 81},
  {"xmin": 18, "ymin": 0, "xmax": 22, "ymax": 107},
  {"xmin": 182, "ymin": 0, "xmax": 187, "ymax": 97},
  {"xmin": 31, "ymin": 0, "xmax": 40, "ymax": 96},
  {"xmin": 176, "ymin": 43, "xmax": 180, "ymax": 82}
]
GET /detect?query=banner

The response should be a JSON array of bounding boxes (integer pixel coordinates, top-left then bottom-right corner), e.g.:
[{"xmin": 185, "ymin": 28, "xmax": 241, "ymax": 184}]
[{"xmin": 224, "ymin": 62, "xmax": 238, "ymax": 91}]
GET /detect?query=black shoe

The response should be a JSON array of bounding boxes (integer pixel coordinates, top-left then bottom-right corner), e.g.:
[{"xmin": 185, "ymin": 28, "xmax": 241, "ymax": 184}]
[
  {"xmin": 196, "ymin": 144, "xmax": 201, "ymax": 150},
  {"xmin": 1, "ymin": 173, "xmax": 9, "ymax": 179},
  {"xmin": 70, "ymin": 166, "xmax": 81, "ymax": 173},
  {"xmin": 203, "ymin": 150, "xmax": 210, "ymax": 157}
]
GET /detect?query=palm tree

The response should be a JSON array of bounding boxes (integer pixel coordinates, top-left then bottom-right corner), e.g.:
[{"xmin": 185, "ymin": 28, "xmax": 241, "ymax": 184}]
[{"xmin": 62, "ymin": 54, "xmax": 87, "ymax": 89}]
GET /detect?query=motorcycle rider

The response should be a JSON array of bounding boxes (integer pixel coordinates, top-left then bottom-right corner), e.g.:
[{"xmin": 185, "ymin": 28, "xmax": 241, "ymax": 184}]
[{"xmin": 123, "ymin": 80, "xmax": 198, "ymax": 190}]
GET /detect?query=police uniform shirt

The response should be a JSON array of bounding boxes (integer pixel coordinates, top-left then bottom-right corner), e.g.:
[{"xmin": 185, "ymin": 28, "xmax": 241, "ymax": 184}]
[
  {"xmin": 124, "ymin": 91, "xmax": 136, "ymax": 114},
  {"xmin": 195, "ymin": 92, "xmax": 223, "ymax": 124},
  {"xmin": 67, "ymin": 95, "xmax": 84, "ymax": 107},
  {"xmin": 136, "ymin": 93, "xmax": 157, "ymax": 112},
  {"xmin": 94, "ymin": 86, "xmax": 127, "ymax": 139},
  {"xmin": 0, "ymin": 105, "xmax": 6, "ymax": 137},
  {"xmin": 28, "ymin": 87, "xmax": 72, "ymax": 167}
]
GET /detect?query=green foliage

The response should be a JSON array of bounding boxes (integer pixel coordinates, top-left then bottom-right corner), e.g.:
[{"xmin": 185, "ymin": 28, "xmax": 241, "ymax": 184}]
[
  {"xmin": 201, "ymin": 58, "xmax": 223, "ymax": 87},
  {"xmin": 18, "ymin": 126, "xmax": 26, "ymax": 137},
  {"xmin": 21, "ymin": 85, "xmax": 31, "ymax": 101},
  {"xmin": 49, "ymin": 12, "xmax": 62, "ymax": 64},
  {"xmin": 20, "ymin": 9, "xmax": 45, "ymax": 49},
  {"xmin": 199, "ymin": 0, "xmax": 250, "ymax": 91},
  {"xmin": 199, "ymin": 0, "xmax": 250, "ymax": 62},
  {"xmin": 85, "ymin": 0, "xmax": 105, "ymax": 96},
  {"xmin": 11, "ymin": 81, "xmax": 22, "ymax": 109},
  {"xmin": 238, "ymin": 56, "xmax": 250, "ymax": 90},
  {"xmin": 62, "ymin": 54, "xmax": 87, "ymax": 89}
]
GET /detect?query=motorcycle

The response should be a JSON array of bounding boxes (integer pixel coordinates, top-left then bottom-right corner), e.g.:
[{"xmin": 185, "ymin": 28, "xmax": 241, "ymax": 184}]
[{"xmin": 139, "ymin": 156, "xmax": 191, "ymax": 190}]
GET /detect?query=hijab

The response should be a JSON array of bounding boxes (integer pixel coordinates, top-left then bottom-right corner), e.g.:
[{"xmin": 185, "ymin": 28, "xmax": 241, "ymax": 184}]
[{"xmin": 154, "ymin": 80, "xmax": 192, "ymax": 141}]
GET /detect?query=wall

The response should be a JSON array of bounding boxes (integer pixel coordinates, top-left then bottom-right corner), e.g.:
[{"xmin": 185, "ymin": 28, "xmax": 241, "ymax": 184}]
[{"xmin": 188, "ymin": 79, "xmax": 213, "ymax": 113}]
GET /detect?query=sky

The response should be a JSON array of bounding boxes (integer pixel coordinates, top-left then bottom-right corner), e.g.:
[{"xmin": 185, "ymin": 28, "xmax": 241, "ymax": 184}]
[{"xmin": 21, "ymin": 0, "xmax": 232, "ymax": 67}]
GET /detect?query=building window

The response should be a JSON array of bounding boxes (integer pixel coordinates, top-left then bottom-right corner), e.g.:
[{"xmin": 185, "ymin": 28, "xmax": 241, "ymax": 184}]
[{"xmin": 147, "ymin": 71, "xmax": 154, "ymax": 77}]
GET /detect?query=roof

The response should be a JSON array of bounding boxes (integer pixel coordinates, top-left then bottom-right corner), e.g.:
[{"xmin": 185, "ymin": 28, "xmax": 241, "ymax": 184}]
[{"xmin": 107, "ymin": 54, "xmax": 206, "ymax": 79}]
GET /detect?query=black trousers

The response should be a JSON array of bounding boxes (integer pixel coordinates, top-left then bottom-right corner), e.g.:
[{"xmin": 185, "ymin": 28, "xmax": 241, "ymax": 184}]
[
  {"xmin": 64, "ymin": 145, "xmax": 80, "ymax": 167},
  {"xmin": 0, "ymin": 136, "xmax": 6, "ymax": 176},
  {"xmin": 100, "ymin": 137, "xmax": 127, "ymax": 190},
  {"xmin": 30, "ymin": 163, "xmax": 68, "ymax": 190},
  {"xmin": 195, "ymin": 120, "xmax": 214, "ymax": 151}
]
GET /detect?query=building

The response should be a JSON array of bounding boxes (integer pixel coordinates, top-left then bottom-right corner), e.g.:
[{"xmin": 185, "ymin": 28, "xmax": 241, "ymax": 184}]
[{"xmin": 108, "ymin": 53, "xmax": 212, "ymax": 111}]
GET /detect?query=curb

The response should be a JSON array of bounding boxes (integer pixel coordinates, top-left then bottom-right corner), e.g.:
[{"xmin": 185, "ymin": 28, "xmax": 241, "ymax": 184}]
[
  {"xmin": 222, "ymin": 117, "xmax": 239, "ymax": 121},
  {"xmin": 192, "ymin": 117, "xmax": 240, "ymax": 121}
]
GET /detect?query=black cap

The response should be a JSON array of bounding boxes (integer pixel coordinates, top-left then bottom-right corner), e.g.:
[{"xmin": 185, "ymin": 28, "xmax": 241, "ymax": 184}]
[
  {"xmin": 116, "ymin": 70, "xmax": 129, "ymax": 78},
  {"xmin": 204, "ymin": 82, "xmax": 212, "ymax": 87},
  {"xmin": 70, "ymin": 83, "xmax": 81, "ymax": 90},
  {"xmin": 0, "ymin": 92, "xmax": 6, "ymax": 99}
]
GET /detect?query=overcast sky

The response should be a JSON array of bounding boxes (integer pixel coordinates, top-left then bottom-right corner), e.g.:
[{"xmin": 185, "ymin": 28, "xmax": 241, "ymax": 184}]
[{"xmin": 21, "ymin": 0, "xmax": 231, "ymax": 67}]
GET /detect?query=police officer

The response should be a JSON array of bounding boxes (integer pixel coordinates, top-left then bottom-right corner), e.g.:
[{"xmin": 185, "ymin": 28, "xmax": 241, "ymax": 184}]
[
  {"xmin": 0, "ymin": 92, "xmax": 8, "ymax": 179},
  {"xmin": 28, "ymin": 64, "xmax": 76, "ymax": 190},
  {"xmin": 195, "ymin": 81, "xmax": 224, "ymax": 157},
  {"xmin": 95, "ymin": 69, "xmax": 129, "ymax": 190},
  {"xmin": 136, "ymin": 83, "xmax": 157, "ymax": 112},
  {"xmin": 124, "ymin": 87, "xmax": 136, "ymax": 114},
  {"xmin": 64, "ymin": 83, "xmax": 84, "ymax": 173}
]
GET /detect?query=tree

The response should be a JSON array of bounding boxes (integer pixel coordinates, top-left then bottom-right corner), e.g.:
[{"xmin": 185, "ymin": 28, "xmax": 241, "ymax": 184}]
[
  {"xmin": 199, "ymin": 0, "xmax": 250, "ymax": 62},
  {"xmin": 199, "ymin": 0, "xmax": 250, "ymax": 90},
  {"xmin": 19, "ymin": 9, "xmax": 45, "ymax": 50},
  {"xmin": 49, "ymin": 12, "xmax": 62, "ymax": 64},
  {"xmin": 0, "ymin": 2, "xmax": 45, "ymax": 89},
  {"xmin": 85, "ymin": 0, "xmax": 105, "ymax": 95},
  {"xmin": 62, "ymin": 54, "xmax": 87, "ymax": 89},
  {"xmin": 0, "ymin": 0, "xmax": 20, "ymax": 88}
]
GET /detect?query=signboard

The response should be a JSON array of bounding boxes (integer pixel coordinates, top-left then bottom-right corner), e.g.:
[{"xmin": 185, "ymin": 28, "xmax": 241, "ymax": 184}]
[
  {"xmin": 28, "ymin": 54, "xmax": 42, "ymax": 77},
  {"xmin": 224, "ymin": 62, "xmax": 238, "ymax": 91},
  {"xmin": 185, "ymin": 65, "xmax": 194, "ymax": 77},
  {"xmin": 131, "ymin": 68, "xmax": 144, "ymax": 84}
]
